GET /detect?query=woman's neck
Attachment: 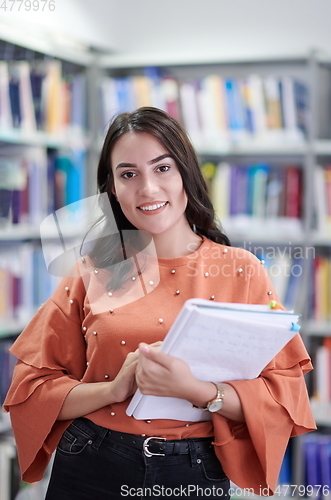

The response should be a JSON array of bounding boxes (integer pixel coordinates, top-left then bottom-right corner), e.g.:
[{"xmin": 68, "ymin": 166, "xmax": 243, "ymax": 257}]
[{"xmin": 152, "ymin": 225, "xmax": 203, "ymax": 259}]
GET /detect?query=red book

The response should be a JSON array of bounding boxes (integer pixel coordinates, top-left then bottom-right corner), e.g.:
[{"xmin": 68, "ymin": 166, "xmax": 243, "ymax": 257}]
[{"xmin": 285, "ymin": 166, "xmax": 302, "ymax": 218}]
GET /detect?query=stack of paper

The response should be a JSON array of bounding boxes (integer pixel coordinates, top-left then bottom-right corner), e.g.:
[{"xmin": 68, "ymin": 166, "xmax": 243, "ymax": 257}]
[{"xmin": 127, "ymin": 299, "xmax": 300, "ymax": 422}]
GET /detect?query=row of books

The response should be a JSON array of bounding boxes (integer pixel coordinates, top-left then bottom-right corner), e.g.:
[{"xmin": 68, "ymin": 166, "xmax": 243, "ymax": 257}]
[
  {"xmin": 311, "ymin": 256, "xmax": 331, "ymax": 323},
  {"xmin": 99, "ymin": 71, "xmax": 309, "ymax": 147},
  {"xmin": 315, "ymin": 165, "xmax": 331, "ymax": 237},
  {"xmin": 205, "ymin": 162, "xmax": 303, "ymax": 237},
  {"xmin": 302, "ymin": 433, "xmax": 331, "ymax": 496},
  {"xmin": 260, "ymin": 252, "xmax": 304, "ymax": 312},
  {"xmin": 0, "ymin": 243, "xmax": 61, "ymax": 325},
  {"xmin": 0, "ymin": 145, "xmax": 86, "ymax": 229},
  {"xmin": 0, "ymin": 59, "xmax": 87, "ymax": 135}
]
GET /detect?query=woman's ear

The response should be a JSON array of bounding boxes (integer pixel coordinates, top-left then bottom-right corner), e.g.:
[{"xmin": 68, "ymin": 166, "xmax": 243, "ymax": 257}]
[{"xmin": 111, "ymin": 186, "xmax": 118, "ymax": 200}]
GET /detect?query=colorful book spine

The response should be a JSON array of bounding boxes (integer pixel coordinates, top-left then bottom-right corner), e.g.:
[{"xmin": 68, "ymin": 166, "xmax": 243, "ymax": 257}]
[
  {"xmin": 0, "ymin": 59, "xmax": 87, "ymax": 136},
  {"xmin": 208, "ymin": 162, "xmax": 302, "ymax": 227},
  {"xmin": 98, "ymin": 73, "xmax": 308, "ymax": 146},
  {"xmin": 0, "ymin": 243, "xmax": 61, "ymax": 325},
  {"xmin": 0, "ymin": 146, "xmax": 86, "ymax": 228}
]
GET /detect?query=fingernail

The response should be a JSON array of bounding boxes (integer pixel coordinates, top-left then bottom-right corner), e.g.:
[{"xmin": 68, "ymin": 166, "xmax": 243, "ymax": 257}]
[{"xmin": 140, "ymin": 343, "xmax": 150, "ymax": 354}]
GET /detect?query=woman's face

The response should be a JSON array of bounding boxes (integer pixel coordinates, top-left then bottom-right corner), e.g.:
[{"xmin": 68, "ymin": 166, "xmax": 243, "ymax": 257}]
[{"xmin": 111, "ymin": 132, "xmax": 188, "ymax": 237}]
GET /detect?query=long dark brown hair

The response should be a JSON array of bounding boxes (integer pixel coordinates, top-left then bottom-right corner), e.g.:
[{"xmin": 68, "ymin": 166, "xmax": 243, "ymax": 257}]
[{"xmin": 88, "ymin": 107, "xmax": 230, "ymax": 290}]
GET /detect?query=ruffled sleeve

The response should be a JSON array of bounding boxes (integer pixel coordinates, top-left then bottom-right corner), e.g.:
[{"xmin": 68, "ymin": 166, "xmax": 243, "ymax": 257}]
[
  {"xmin": 211, "ymin": 255, "xmax": 316, "ymax": 494},
  {"xmin": 3, "ymin": 276, "xmax": 87, "ymax": 483}
]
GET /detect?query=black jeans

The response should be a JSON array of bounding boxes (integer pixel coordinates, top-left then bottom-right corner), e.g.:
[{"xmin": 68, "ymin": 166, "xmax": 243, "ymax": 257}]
[{"xmin": 45, "ymin": 417, "xmax": 230, "ymax": 500}]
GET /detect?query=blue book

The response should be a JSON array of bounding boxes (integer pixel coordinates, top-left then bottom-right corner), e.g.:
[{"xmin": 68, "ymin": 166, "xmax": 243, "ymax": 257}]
[
  {"xmin": 224, "ymin": 79, "xmax": 245, "ymax": 133},
  {"xmin": 318, "ymin": 435, "xmax": 331, "ymax": 489},
  {"xmin": 283, "ymin": 257, "xmax": 304, "ymax": 311},
  {"xmin": 304, "ymin": 435, "xmax": 321, "ymax": 490},
  {"xmin": 293, "ymin": 80, "xmax": 308, "ymax": 137},
  {"xmin": 278, "ymin": 444, "xmax": 292, "ymax": 485},
  {"xmin": 115, "ymin": 77, "xmax": 133, "ymax": 113},
  {"xmin": 9, "ymin": 77, "xmax": 21, "ymax": 128},
  {"xmin": 30, "ymin": 70, "xmax": 45, "ymax": 130},
  {"xmin": 71, "ymin": 73, "xmax": 87, "ymax": 132}
]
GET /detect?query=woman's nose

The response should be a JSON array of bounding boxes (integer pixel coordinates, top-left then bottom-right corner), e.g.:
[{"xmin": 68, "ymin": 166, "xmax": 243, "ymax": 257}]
[{"xmin": 138, "ymin": 176, "xmax": 159, "ymax": 197}]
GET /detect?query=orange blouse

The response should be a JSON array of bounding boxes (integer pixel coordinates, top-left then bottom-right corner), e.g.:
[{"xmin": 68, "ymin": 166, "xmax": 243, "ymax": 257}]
[{"xmin": 3, "ymin": 237, "xmax": 316, "ymax": 493}]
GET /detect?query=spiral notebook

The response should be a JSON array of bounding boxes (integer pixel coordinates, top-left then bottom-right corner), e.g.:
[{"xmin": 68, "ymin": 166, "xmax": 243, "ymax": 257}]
[{"xmin": 126, "ymin": 298, "xmax": 300, "ymax": 422}]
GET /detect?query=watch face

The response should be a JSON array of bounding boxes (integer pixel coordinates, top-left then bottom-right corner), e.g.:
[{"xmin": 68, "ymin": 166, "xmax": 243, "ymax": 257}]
[{"xmin": 208, "ymin": 400, "xmax": 223, "ymax": 412}]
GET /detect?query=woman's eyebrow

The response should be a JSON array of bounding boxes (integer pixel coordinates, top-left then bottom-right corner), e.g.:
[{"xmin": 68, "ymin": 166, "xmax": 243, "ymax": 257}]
[
  {"xmin": 115, "ymin": 154, "xmax": 172, "ymax": 170},
  {"xmin": 148, "ymin": 154, "xmax": 172, "ymax": 164}
]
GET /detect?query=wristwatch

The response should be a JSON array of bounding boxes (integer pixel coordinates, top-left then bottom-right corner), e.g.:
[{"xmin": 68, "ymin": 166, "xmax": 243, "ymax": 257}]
[{"xmin": 193, "ymin": 382, "xmax": 225, "ymax": 412}]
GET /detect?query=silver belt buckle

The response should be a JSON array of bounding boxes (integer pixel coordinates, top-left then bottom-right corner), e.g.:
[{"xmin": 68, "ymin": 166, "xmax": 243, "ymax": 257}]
[{"xmin": 143, "ymin": 436, "xmax": 166, "ymax": 457}]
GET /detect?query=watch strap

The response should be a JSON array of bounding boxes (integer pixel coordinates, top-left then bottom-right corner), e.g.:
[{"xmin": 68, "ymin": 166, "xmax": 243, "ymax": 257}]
[{"xmin": 193, "ymin": 382, "xmax": 224, "ymax": 411}]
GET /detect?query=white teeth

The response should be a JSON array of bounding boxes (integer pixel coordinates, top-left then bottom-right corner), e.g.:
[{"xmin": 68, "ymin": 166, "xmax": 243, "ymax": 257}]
[{"xmin": 139, "ymin": 202, "xmax": 167, "ymax": 211}]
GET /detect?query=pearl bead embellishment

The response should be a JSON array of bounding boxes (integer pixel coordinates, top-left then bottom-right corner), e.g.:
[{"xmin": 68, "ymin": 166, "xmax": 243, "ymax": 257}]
[
  {"xmin": 110, "ymin": 412, "xmax": 115, "ymax": 416},
  {"xmin": 175, "ymin": 290, "xmax": 180, "ymax": 295},
  {"xmin": 158, "ymin": 318, "xmax": 164, "ymax": 323},
  {"xmin": 131, "ymin": 276, "xmax": 136, "ymax": 281},
  {"xmin": 149, "ymin": 280, "xmax": 154, "ymax": 286},
  {"xmin": 204, "ymin": 272, "xmax": 209, "ymax": 277},
  {"xmin": 210, "ymin": 295, "xmax": 215, "ymax": 300},
  {"xmin": 92, "ymin": 331, "xmax": 97, "ymax": 335},
  {"xmin": 120, "ymin": 341, "xmax": 126, "ymax": 345},
  {"xmin": 104, "ymin": 375, "xmax": 109, "ymax": 379},
  {"xmin": 64, "ymin": 286, "xmax": 69, "ymax": 291},
  {"xmin": 108, "ymin": 292, "xmax": 113, "ymax": 296},
  {"xmin": 69, "ymin": 299, "xmax": 74, "ymax": 304},
  {"xmin": 94, "ymin": 269, "xmax": 99, "ymax": 274},
  {"xmin": 267, "ymin": 291, "xmax": 273, "ymax": 295},
  {"xmin": 171, "ymin": 270, "xmax": 176, "ymax": 274}
]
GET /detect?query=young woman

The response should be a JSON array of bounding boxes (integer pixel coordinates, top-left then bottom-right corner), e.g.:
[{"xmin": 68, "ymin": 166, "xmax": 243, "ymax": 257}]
[{"xmin": 4, "ymin": 107, "xmax": 315, "ymax": 500}]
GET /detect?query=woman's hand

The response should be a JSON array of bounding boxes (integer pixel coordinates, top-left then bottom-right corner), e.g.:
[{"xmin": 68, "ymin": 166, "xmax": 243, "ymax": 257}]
[
  {"xmin": 135, "ymin": 342, "xmax": 199, "ymax": 401},
  {"xmin": 111, "ymin": 341, "xmax": 163, "ymax": 403},
  {"xmin": 135, "ymin": 342, "xmax": 245, "ymax": 422}
]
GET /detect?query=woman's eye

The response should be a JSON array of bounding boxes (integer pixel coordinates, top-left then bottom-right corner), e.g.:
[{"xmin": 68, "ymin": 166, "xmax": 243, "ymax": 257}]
[
  {"xmin": 157, "ymin": 165, "xmax": 170, "ymax": 173},
  {"xmin": 121, "ymin": 171, "xmax": 136, "ymax": 179}
]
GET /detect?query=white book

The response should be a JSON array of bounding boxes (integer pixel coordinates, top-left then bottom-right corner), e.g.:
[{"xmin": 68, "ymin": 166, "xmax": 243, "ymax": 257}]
[
  {"xmin": 0, "ymin": 61, "xmax": 13, "ymax": 129},
  {"xmin": 127, "ymin": 299, "xmax": 300, "ymax": 422}
]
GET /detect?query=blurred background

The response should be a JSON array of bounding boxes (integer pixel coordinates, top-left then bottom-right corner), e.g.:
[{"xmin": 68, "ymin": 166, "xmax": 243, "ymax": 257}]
[{"xmin": 0, "ymin": 1, "xmax": 331, "ymax": 499}]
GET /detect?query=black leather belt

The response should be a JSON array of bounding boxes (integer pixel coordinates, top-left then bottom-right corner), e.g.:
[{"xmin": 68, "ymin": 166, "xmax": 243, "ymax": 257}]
[{"xmin": 107, "ymin": 429, "xmax": 213, "ymax": 457}]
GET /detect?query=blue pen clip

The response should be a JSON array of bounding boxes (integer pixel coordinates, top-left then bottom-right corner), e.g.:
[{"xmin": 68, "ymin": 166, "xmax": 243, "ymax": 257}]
[{"xmin": 291, "ymin": 323, "xmax": 301, "ymax": 332}]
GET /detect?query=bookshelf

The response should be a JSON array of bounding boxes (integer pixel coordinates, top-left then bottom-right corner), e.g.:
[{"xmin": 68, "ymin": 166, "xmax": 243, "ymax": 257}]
[
  {"xmin": 97, "ymin": 50, "xmax": 331, "ymax": 491},
  {"xmin": 1, "ymin": 35, "xmax": 331, "ymax": 496},
  {"xmin": 0, "ymin": 37, "xmax": 97, "ymax": 500}
]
